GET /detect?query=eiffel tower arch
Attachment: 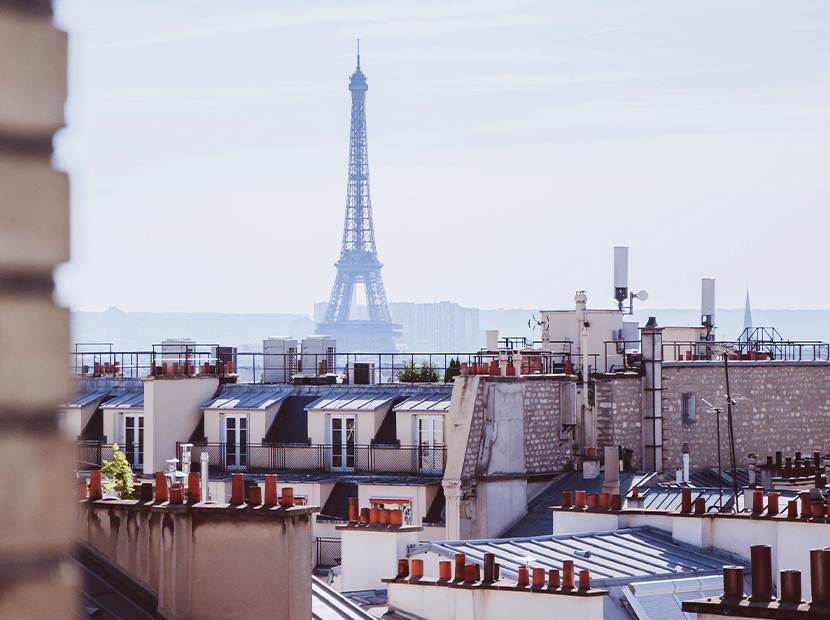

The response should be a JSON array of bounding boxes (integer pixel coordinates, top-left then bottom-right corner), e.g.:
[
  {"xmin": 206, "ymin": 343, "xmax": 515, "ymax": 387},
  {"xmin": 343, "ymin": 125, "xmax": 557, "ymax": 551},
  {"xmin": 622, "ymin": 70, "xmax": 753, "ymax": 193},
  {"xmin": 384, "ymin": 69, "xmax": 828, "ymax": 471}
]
[{"xmin": 315, "ymin": 49, "xmax": 401, "ymax": 353}]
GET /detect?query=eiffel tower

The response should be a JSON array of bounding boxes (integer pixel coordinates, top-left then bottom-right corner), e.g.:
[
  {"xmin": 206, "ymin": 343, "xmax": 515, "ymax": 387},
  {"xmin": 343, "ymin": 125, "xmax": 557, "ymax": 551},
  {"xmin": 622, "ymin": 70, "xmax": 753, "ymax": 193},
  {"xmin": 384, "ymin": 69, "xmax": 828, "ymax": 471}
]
[{"xmin": 315, "ymin": 47, "xmax": 401, "ymax": 352}]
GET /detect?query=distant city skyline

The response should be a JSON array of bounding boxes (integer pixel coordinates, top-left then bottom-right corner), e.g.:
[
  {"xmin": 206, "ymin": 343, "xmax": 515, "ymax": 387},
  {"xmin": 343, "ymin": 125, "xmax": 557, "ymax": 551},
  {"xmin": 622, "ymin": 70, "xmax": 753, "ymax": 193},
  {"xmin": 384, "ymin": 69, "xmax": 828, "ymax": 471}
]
[{"xmin": 52, "ymin": 1, "xmax": 830, "ymax": 314}]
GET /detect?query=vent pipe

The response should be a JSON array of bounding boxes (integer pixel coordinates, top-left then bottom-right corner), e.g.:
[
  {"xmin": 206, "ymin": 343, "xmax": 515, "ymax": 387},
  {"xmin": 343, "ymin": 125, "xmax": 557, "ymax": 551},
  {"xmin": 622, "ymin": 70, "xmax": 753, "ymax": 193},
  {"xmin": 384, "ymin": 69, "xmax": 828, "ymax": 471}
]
[{"xmin": 200, "ymin": 451, "xmax": 209, "ymax": 502}]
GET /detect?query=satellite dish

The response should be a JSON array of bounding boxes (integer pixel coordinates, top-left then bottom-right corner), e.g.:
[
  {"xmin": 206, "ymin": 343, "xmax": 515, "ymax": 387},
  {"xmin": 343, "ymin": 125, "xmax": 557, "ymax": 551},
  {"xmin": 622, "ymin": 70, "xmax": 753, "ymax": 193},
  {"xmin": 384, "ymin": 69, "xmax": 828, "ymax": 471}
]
[{"xmin": 635, "ymin": 290, "xmax": 649, "ymax": 302}]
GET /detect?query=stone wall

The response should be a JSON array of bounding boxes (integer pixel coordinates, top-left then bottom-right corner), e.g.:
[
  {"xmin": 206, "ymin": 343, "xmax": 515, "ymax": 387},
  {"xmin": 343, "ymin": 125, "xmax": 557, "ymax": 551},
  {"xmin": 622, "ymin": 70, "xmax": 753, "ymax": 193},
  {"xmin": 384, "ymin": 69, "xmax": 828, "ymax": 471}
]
[
  {"xmin": 523, "ymin": 378, "xmax": 573, "ymax": 473},
  {"xmin": 452, "ymin": 376, "xmax": 576, "ymax": 539},
  {"xmin": 460, "ymin": 376, "xmax": 575, "ymax": 481},
  {"xmin": 593, "ymin": 362, "xmax": 830, "ymax": 473},
  {"xmin": 662, "ymin": 362, "xmax": 830, "ymax": 470},
  {"xmin": 595, "ymin": 375, "xmax": 644, "ymax": 470}
]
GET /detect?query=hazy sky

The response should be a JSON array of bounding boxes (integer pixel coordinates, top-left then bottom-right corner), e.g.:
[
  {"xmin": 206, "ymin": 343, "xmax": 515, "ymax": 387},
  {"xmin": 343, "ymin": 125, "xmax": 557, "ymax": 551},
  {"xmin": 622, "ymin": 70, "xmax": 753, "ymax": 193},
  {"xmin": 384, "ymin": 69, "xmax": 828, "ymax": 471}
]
[{"xmin": 52, "ymin": 1, "xmax": 830, "ymax": 314}]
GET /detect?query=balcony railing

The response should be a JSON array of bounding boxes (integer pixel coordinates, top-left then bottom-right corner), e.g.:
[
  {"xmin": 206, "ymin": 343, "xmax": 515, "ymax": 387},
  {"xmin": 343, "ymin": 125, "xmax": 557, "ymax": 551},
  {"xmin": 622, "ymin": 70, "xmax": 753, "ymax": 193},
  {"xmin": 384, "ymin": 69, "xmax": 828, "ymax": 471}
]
[
  {"xmin": 315, "ymin": 537, "xmax": 342, "ymax": 569},
  {"xmin": 71, "ymin": 344, "xmax": 574, "ymax": 385},
  {"xmin": 176, "ymin": 442, "xmax": 447, "ymax": 476},
  {"xmin": 77, "ymin": 441, "xmax": 145, "ymax": 472}
]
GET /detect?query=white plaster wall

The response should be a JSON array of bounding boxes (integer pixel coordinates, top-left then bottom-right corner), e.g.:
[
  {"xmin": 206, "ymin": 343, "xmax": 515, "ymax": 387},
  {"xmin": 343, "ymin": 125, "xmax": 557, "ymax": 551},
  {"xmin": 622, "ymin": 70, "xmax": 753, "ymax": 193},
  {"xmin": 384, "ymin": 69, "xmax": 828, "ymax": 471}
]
[
  {"xmin": 387, "ymin": 582, "xmax": 604, "ymax": 620},
  {"xmin": 419, "ymin": 525, "xmax": 447, "ymax": 542},
  {"xmin": 203, "ymin": 410, "xmax": 220, "ymax": 443},
  {"xmin": 62, "ymin": 408, "xmax": 82, "ymax": 439},
  {"xmin": 481, "ymin": 382, "xmax": 524, "ymax": 476},
  {"xmin": 552, "ymin": 511, "xmax": 620, "ymax": 536},
  {"xmin": 396, "ymin": 411, "xmax": 413, "ymax": 445},
  {"xmin": 444, "ymin": 376, "xmax": 479, "ymax": 480},
  {"xmin": 478, "ymin": 479, "xmax": 528, "ymax": 538},
  {"xmin": 307, "ymin": 410, "xmax": 327, "ymax": 445},
  {"xmin": 248, "ymin": 410, "xmax": 267, "ymax": 443},
  {"xmin": 143, "ymin": 376, "xmax": 219, "ymax": 474},
  {"xmin": 103, "ymin": 409, "xmax": 117, "ymax": 445},
  {"xmin": 359, "ymin": 484, "xmax": 422, "ymax": 525},
  {"xmin": 542, "ymin": 309, "xmax": 623, "ymax": 372},
  {"xmin": 340, "ymin": 528, "xmax": 421, "ymax": 592}
]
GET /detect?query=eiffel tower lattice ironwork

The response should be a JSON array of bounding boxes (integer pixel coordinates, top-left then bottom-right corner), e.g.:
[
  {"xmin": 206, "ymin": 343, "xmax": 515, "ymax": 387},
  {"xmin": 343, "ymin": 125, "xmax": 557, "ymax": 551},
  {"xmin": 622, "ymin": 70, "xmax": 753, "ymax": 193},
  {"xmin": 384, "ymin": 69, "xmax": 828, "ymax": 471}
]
[{"xmin": 316, "ymin": 48, "xmax": 400, "ymax": 352}]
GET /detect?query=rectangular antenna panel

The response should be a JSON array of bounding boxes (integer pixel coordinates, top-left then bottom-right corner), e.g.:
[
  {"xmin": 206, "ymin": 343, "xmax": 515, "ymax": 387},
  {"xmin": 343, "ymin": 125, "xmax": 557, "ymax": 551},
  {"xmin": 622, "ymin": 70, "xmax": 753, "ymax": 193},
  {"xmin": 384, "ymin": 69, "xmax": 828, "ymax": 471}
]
[
  {"xmin": 701, "ymin": 278, "xmax": 715, "ymax": 317},
  {"xmin": 614, "ymin": 247, "xmax": 629, "ymax": 289}
]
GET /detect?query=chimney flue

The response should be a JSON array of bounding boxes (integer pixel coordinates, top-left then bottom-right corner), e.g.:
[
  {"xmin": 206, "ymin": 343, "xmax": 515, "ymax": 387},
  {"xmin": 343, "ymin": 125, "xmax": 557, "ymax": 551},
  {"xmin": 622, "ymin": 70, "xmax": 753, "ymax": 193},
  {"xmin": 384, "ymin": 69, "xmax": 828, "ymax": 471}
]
[
  {"xmin": 750, "ymin": 545, "xmax": 774, "ymax": 601},
  {"xmin": 723, "ymin": 566, "xmax": 744, "ymax": 599},
  {"xmin": 780, "ymin": 570, "xmax": 803, "ymax": 604}
]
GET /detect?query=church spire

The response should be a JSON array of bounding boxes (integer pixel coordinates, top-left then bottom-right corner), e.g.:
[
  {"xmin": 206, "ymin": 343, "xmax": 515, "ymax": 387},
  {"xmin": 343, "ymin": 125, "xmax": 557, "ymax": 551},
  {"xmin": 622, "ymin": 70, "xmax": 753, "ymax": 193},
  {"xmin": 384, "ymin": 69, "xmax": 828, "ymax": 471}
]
[{"xmin": 742, "ymin": 288, "xmax": 753, "ymax": 340}]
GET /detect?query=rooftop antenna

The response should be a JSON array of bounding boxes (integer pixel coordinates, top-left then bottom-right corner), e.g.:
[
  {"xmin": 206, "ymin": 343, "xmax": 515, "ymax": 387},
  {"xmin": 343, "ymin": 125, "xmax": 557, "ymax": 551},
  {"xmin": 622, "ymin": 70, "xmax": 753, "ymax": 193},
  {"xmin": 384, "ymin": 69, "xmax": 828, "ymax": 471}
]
[
  {"xmin": 357, "ymin": 38, "xmax": 360, "ymax": 69},
  {"xmin": 613, "ymin": 246, "xmax": 648, "ymax": 314}
]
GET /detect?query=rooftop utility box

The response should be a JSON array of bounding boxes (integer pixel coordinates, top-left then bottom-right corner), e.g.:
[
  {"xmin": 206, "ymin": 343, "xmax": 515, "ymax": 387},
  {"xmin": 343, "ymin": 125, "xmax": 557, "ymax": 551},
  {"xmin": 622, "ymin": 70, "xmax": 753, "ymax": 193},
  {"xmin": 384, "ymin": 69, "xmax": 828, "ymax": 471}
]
[
  {"xmin": 160, "ymin": 338, "xmax": 196, "ymax": 362},
  {"xmin": 263, "ymin": 338, "xmax": 297, "ymax": 383},
  {"xmin": 348, "ymin": 362, "xmax": 375, "ymax": 385},
  {"xmin": 301, "ymin": 336, "xmax": 336, "ymax": 375}
]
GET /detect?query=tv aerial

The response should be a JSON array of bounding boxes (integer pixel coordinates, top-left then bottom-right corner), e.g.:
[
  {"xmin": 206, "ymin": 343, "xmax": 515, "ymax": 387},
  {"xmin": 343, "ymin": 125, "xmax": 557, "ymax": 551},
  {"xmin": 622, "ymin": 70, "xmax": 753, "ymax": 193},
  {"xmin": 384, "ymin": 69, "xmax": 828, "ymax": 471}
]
[{"xmin": 528, "ymin": 315, "xmax": 549, "ymax": 331}]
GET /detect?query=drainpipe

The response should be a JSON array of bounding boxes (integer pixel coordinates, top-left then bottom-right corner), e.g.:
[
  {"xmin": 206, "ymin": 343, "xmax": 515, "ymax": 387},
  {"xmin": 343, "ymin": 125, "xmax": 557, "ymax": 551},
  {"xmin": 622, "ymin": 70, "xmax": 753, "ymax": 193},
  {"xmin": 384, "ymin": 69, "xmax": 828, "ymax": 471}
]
[
  {"xmin": 641, "ymin": 317, "xmax": 663, "ymax": 473},
  {"xmin": 575, "ymin": 291, "xmax": 595, "ymax": 450},
  {"xmin": 683, "ymin": 443, "xmax": 690, "ymax": 484},
  {"xmin": 200, "ymin": 451, "xmax": 210, "ymax": 502}
]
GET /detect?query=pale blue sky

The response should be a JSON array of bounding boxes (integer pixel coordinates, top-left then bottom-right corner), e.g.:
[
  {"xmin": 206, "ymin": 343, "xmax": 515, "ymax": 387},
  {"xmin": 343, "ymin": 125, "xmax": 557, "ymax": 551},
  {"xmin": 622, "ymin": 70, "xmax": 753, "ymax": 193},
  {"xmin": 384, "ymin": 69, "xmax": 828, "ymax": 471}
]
[{"xmin": 52, "ymin": 1, "xmax": 830, "ymax": 314}]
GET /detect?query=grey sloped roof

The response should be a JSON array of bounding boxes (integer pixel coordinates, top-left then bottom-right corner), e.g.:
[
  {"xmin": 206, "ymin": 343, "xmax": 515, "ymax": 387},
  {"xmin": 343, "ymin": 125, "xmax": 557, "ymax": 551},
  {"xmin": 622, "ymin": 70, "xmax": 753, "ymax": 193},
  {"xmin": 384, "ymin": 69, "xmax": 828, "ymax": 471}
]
[
  {"xmin": 312, "ymin": 576, "xmax": 375, "ymax": 620},
  {"xmin": 392, "ymin": 392, "xmax": 452, "ymax": 413},
  {"xmin": 635, "ymin": 486, "xmax": 800, "ymax": 512},
  {"xmin": 625, "ymin": 575, "xmax": 728, "ymax": 620},
  {"xmin": 415, "ymin": 526, "xmax": 744, "ymax": 588},
  {"xmin": 101, "ymin": 391, "xmax": 144, "ymax": 409},
  {"xmin": 76, "ymin": 542, "xmax": 157, "ymax": 620},
  {"xmin": 202, "ymin": 385, "xmax": 289, "ymax": 411},
  {"xmin": 501, "ymin": 471, "xmax": 657, "ymax": 538},
  {"xmin": 61, "ymin": 390, "xmax": 112, "ymax": 409},
  {"xmin": 306, "ymin": 391, "xmax": 398, "ymax": 412}
]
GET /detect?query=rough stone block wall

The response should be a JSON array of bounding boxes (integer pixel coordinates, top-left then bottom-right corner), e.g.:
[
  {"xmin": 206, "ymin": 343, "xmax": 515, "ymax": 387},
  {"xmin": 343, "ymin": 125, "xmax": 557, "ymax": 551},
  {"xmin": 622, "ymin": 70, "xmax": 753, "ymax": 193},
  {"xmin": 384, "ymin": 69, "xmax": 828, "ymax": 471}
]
[
  {"xmin": 461, "ymin": 380, "xmax": 487, "ymax": 481},
  {"xmin": 523, "ymin": 378, "xmax": 572, "ymax": 473},
  {"xmin": 0, "ymin": 3, "xmax": 76, "ymax": 619},
  {"xmin": 460, "ymin": 377, "xmax": 574, "ymax": 480},
  {"xmin": 595, "ymin": 375, "xmax": 643, "ymax": 470},
  {"xmin": 662, "ymin": 363, "xmax": 830, "ymax": 471}
]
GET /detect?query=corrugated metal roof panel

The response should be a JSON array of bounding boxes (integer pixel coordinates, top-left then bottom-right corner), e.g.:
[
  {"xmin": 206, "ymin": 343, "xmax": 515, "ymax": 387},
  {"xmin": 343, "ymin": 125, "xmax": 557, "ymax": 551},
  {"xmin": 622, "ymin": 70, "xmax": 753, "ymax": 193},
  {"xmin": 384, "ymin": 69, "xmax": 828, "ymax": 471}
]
[
  {"xmin": 392, "ymin": 392, "xmax": 452, "ymax": 413},
  {"xmin": 306, "ymin": 391, "xmax": 398, "ymax": 412},
  {"xmin": 420, "ymin": 526, "xmax": 743, "ymax": 588}
]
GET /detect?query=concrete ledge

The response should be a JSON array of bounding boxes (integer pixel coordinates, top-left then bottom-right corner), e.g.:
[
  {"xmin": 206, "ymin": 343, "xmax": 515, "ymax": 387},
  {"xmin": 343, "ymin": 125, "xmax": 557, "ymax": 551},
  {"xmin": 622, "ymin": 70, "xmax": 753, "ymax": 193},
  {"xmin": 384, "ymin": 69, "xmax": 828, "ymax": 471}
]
[
  {"xmin": 83, "ymin": 498, "xmax": 319, "ymax": 519},
  {"xmin": 683, "ymin": 597, "xmax": 830, "ymax": 620},
  {"xmin": 336, "ymin": 523, "xmax": 422, "ymax": 532},
  {"xmin": 383, "ymin": 576, "xmax": 607, "ymax": 597},
  {"xmin": 549, "ymin": 505, "xmax": 830, "ymax": 524}
]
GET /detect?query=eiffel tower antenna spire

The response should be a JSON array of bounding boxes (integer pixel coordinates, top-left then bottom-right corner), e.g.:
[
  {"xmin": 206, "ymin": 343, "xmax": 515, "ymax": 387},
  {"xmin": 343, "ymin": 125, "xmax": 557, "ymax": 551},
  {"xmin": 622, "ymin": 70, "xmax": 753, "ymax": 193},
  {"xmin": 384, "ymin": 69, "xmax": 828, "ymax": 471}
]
[{"xmin": 316, "ymin": 48, "xmax": 400, "ymax": 352}]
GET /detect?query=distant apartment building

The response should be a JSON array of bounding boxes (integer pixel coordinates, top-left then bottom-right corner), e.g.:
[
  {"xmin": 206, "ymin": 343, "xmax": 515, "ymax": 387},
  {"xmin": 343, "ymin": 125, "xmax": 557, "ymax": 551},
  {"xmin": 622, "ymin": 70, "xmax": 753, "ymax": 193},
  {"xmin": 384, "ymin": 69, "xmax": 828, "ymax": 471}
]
[
  {"xmin": 315, "ymin": 301, "xmax": 481, "ymax": 352},
  {"xmin": 389, "ymin": 301, "xmax": 480, "ymax": 352}
]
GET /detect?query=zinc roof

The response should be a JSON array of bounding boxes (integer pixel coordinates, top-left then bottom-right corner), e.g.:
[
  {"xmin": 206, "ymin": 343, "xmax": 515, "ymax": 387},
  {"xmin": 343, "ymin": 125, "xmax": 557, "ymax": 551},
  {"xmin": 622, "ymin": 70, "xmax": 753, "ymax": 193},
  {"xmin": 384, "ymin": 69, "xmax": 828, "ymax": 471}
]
[
  {"xmin": 306, "ymin": 391, "xmax": 398, "ymax": 412},
  {"xmin": 416, "ymin": 526, "xmax": 743, "ymax": 587},
  {"xmin": 312, "ymin": 576, "xmax": 375, "ymax": 620},
  {"xmin": 392, "ymin": 392, "xmax": 452, "ymax": 413},
  {"xmin": 61, "ymin": 390, "xmax": 112, "ymax": 409},
  {"xmin": 202, "ymin": 386, "xmax": 290, "ymax": 411},
  {"xmin": 101, "ymin": 391, "xmax": 144, "ymax": 410}
]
